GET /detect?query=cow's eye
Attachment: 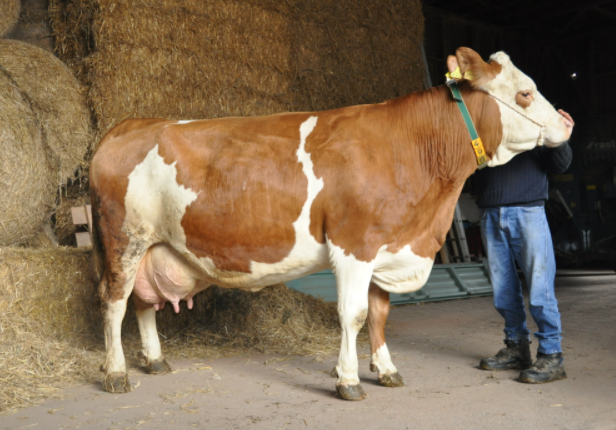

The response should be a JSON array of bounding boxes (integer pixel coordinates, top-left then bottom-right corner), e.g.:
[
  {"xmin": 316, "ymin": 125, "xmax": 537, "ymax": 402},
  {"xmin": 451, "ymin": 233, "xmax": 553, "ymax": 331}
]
[{"xmin": 515, "ymin": 91, "xmax": 533, "ymax": 108}]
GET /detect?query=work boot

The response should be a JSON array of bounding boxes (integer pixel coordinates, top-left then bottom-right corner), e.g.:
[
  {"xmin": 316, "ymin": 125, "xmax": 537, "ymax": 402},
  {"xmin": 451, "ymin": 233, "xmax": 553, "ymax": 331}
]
[
  {"xmin": 479, "ymin": 339, "xmax": 532, "ymax": 371},
  {"xmin": 519, "ymin": 352, "xmax": 567, "ymax": 384}
]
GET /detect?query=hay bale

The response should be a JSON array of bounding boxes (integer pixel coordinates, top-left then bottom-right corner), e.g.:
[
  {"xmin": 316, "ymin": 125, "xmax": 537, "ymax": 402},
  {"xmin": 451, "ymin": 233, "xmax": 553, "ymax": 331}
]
[
  {"xmin": 49, "ymin": 0, "xmax": 425, "ymax": 141},
  {"xmin": 0, "ymin": 40, "xmax": 92, "ymax": 185},
  {"xmin": 0, "ymin": 69, "xmax": 56, "ymax": 247},
  {"xmin": 49, "ymin": 0, "xmax": 97, "ymax": 84},
  {"xmin": 0, "ymin": 246, "xmax": 350, "ymax": 412},
  {"xmin": 0, "ymin": 0, "xmax": 20, "ymax": 37},
  {"xmin": 0, "ymin": 247, "xmax": 100, "ymax": 412},
  {"xmin": 87, "ymin": 0, "xmax": 293, "ymax": 139}
]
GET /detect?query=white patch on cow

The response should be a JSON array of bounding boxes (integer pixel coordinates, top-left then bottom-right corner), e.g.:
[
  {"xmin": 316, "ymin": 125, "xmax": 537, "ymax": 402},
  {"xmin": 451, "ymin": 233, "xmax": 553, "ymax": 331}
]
[
  {"xmin": 480, "ymin": 52, "xmax": 571, "ymax": 167},
  {"xmin": 123, "ymin": 144, "xmax": 198, "ymax": 252},
  {"xmin": 177, "ymin": 120, "xmax": 197, "ymax": 124},
  {"xmin": 244, "ymin": 116, "xmax": 329, "ymax": 285},
  {"xmin": 372, "ymin": 244, "xmax": 434, "ymax": 293},
  {"xmin": 371, "ymin": 344, "xmax": 398, "ymax": 376},
  {"xmin": 328, "ymin": 238, "xmax": 374, "ymax": 387}
]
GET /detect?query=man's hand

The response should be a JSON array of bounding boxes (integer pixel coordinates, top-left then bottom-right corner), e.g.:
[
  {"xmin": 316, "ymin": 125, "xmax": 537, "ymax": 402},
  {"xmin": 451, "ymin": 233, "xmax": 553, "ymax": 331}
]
[{"xmin": 558, "ymin": 109, "xmax": 575, "ymax": 131}]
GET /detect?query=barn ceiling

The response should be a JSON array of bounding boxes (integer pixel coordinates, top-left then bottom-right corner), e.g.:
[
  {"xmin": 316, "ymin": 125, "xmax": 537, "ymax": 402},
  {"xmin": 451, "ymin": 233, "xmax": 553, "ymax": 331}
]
[{"xmin": 421, "ymin": 0, "xmax": 616, "ymax": 42}]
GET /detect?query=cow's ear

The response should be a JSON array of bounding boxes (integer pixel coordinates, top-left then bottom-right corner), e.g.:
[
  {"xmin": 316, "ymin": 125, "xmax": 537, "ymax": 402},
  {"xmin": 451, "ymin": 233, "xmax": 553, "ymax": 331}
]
[
  {"xmin": 454, "ymin": 47, "xmax": 502, "ymax": 88},
  {"xmin": 447, "ymin": 55, "xmax": 461, "ymax": 76}
]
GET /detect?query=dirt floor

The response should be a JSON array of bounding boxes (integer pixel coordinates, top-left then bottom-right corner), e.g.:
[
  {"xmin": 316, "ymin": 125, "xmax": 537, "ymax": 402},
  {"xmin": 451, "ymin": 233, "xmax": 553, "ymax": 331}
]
[{"xmin": 1, "ymin": 270, "xmax": 615, "ymax": 430}]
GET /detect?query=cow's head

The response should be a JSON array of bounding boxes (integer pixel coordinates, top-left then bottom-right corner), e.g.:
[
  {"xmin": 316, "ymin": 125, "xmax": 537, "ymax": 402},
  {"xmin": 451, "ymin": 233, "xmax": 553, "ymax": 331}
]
[{"xmin": 447, "ymin": 47, "xmax": 573, "ymax": 167}]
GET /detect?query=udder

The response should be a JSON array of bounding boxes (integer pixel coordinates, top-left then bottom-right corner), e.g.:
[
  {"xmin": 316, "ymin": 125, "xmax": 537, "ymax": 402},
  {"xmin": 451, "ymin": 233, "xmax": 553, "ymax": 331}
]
[{"xmin": 134, "ymin": 243, "xmax": 209, "ymax": 313}]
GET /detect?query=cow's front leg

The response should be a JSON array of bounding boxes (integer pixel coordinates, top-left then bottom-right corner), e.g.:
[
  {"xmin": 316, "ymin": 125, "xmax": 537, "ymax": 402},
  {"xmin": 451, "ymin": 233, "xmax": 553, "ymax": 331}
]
[
  {"xmin": 100, "ymin": 273, "xmax": 133, "ymax": 393},
  {"xmin": 330, "ymin": 244, "xmax": 374, "ymax": 401},
  {"xmin": 367, "ymin": 283, "xmax": 405, "ymax": 387},
  {"xmin": 133, "ymin": 296, "xmax": 172, "ymax": 375}
]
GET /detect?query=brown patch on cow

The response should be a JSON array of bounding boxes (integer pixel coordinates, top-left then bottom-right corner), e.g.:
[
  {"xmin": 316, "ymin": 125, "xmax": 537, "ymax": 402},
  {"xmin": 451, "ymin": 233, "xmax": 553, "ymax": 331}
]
[
  {"xmin": 151, "ymin": 114, "xmax": 312, "ymax": 273},
  {"xmin": 367, "ymin": 283, "xmax": 389, "ymax": 354},
  {"xmin": 308, "ymin": 83, "xmax": 502, "ymax": 261}
]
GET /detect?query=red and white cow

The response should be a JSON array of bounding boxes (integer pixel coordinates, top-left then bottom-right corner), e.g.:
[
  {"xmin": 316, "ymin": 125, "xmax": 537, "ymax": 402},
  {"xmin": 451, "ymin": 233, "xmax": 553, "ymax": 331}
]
[{"xmin": 90, "ymin": 47, "xmax": 573, "ymax": 400}]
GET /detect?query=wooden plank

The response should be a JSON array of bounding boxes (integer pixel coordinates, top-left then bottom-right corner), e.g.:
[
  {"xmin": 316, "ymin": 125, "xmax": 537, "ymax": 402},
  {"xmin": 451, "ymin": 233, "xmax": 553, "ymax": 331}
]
[
  {"xmin": 71, "ymin": 205, "xmax": 92, "ymax": 229},
  {"xmin": 75, "ymin": 232, "xmax": 92, "ymax": 247}
]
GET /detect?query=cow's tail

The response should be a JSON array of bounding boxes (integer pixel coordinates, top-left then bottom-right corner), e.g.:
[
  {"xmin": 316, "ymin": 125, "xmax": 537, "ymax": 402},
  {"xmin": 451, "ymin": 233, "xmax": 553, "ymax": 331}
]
[{"xmin": 90, "ymin": 197, "xmax": 106, "ymax": 289}]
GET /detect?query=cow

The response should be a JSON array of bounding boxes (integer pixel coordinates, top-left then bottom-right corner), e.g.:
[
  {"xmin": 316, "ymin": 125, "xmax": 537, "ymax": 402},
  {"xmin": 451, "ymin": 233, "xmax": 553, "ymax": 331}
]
[{"xmin": 89, "ymin": 47, "xmax": 573, "ymax": 401}]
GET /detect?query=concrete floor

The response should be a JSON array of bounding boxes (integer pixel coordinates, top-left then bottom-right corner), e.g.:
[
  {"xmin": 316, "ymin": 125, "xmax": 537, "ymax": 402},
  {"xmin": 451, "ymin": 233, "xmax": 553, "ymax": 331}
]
[{"xmin": 1, "ymin": 272, "xmax": 615, "ymax": 430}]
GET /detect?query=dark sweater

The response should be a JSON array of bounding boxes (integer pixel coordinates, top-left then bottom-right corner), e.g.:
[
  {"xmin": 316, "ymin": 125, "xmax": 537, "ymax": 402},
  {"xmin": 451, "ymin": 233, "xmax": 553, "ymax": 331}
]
[{"xmin": 475, "ymin": 142, "xmax": 572, "ymax": 208}]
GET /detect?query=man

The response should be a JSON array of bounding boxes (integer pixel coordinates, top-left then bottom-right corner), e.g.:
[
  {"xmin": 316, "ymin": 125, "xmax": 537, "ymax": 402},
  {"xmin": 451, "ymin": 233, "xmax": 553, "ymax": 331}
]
[{"xmin": 476, "ymin": 109, "xmax": 575, "ymax": 383}]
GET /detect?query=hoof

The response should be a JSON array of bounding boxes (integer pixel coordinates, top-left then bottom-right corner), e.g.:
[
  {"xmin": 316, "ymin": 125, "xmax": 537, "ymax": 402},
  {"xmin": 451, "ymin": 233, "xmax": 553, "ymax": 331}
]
[
  {"xmin": 330, "ymin": 367, "xmax": 339, "ymax": 378},
  {"xmin": 336, "ymin": 383, "xmax": 367, "ymax": 401},
  {"xmin": 146, "ymin": 359, "xmax": 172, "ymax": 375},
  {"xmin": 378, "ymin": 372, "xmax": 405, "ymax": 387},
  {"xmin": 102, "ymin": 372, "xmax": 132, "ymax": 393},
  {"xmin": 369, "ymin": 363, "xmax": 378, "ymax": 373}
]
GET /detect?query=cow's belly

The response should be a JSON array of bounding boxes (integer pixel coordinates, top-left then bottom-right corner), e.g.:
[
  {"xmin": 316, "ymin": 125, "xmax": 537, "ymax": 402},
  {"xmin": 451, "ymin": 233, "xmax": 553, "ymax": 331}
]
[{"xmin": 371, "ymin": 244, "xmax": 434, "ymax": 294}]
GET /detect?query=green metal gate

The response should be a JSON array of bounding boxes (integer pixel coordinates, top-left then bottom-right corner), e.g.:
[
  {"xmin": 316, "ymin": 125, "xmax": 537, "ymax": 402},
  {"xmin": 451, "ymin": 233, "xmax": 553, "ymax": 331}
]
[{"xmin": 285, "ymin": 260, "xmax": 492, "ymax": 305}]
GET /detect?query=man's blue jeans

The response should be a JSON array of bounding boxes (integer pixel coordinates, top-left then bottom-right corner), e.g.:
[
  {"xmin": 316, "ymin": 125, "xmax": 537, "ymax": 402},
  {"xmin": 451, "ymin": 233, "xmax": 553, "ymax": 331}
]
[{"xmin": 480, "ymin": 206, "xmax": 562, "ymax": 354}]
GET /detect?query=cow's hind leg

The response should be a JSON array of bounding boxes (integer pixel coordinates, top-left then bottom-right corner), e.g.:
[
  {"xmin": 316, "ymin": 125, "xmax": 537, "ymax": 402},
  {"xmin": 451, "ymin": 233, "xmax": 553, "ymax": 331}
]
[
  {"xmin": 367, "ymin": 283, "xmax": 405, "ymax": 387},
  {"xmin": 330, "ymin": 246, "xmax": 374, "ymax": 401},
  {"xmin": 133, "ymin": 296, "xmax": 171, "ymax": 375},
  {"xmin": 100, "ymin": 272, "xmax": 134, "ymax": 393},
  {"xmin": 99, "ymin": 240, "xmax": 150, "ymax": 393}
]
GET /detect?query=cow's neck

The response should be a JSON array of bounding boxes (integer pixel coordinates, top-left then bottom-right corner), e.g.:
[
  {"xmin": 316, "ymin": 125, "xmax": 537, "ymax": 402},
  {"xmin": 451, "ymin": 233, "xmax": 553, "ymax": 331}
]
[
  {"xmin": 384, "ymin": 81, "xmax": 502, "ymax": 185},
  {"xmin": 372, "ymin": 83, "xmax": 503, "ymax": 257}
]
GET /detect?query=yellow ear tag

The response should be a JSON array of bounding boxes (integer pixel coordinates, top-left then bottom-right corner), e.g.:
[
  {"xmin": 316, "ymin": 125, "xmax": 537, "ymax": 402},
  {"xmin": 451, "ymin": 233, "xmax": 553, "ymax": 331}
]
[
  {"xmin": 464, "ymin": 70, "xmax": 475, "ymax": 81},
  {"xmin": 445, "ymin": 66, "xmax": 463, "ymax": 80}
]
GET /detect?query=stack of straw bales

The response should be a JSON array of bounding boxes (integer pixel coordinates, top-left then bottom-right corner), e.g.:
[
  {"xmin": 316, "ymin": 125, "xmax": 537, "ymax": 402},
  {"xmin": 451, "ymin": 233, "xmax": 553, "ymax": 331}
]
[
  {"xmin": 0, "ymin": 0, "xmax": 20, "ymax": 38},
  {"xmin": 50, "ymin": 0, "xmax": 425, "ymax": 140}
]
